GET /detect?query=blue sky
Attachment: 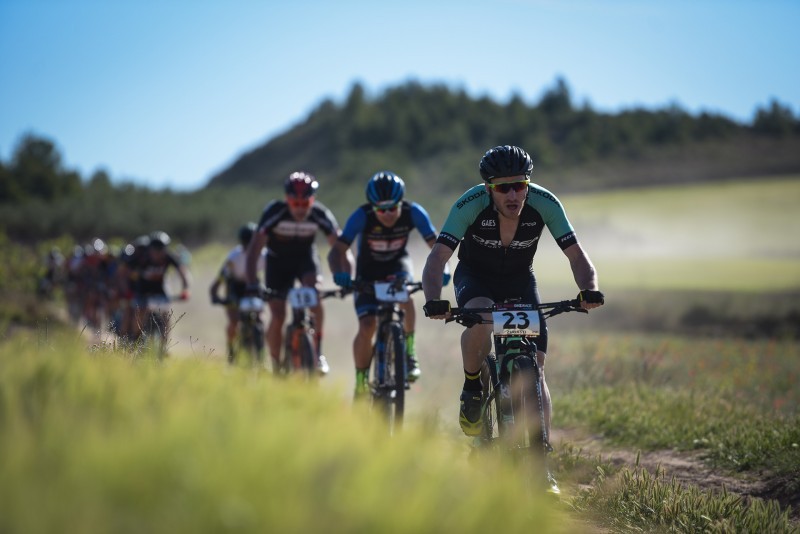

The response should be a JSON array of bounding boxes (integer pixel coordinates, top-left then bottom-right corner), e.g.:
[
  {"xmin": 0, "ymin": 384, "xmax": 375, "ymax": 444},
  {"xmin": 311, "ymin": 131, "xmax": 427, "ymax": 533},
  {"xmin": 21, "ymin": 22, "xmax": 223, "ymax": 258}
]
[{"xmin": 1, "ymin": 0, "xmax": 798, "ymax": 191}]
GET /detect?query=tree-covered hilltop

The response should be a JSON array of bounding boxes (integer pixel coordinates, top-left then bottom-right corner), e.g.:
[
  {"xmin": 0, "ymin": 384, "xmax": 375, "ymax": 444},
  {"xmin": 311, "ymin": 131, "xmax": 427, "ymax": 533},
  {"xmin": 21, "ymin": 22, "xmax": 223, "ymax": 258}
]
[
  {"xmin": 2, "ymin": 77, "xmax": 799, "ymax": 244},
  {"xmin": 207, "ymin": 77, "xmax": 800, "ymax": 195}
]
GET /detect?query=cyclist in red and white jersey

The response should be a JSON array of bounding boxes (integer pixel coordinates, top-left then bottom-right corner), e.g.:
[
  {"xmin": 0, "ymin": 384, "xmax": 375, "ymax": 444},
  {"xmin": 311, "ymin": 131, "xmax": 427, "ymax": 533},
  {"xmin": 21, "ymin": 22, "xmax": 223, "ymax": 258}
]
[{"xmin": 245, "ymin": 172, "xmax": 341, "ymax": 374}]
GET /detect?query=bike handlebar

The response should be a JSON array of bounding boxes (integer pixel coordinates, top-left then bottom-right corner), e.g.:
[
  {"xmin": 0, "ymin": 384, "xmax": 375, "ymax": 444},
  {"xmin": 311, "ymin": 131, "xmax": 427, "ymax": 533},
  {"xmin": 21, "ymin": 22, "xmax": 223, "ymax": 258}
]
[
  {"xmin": 446, "ymin": 299, "xmax": 587, "ymax": 327},
  {"xmin": 338, "ymin": 279, "xmax": 423, "ymax": 298}
]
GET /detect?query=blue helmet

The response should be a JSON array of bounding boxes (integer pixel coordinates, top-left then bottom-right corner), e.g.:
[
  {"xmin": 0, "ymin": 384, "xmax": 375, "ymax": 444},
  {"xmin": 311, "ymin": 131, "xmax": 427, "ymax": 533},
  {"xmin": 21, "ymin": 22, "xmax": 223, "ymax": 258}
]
[{"xmin": 366, "ymin": 171, "xmax": 405, "ymax": 207}]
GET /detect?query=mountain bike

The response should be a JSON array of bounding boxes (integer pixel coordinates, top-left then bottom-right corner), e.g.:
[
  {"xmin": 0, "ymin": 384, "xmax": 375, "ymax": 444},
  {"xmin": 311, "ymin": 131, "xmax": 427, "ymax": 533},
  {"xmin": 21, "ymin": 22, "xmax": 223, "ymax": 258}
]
[
  {"xmin": 348, "ymin": 278, "xmax": 422, "ymax": 435},
  {"xmin": 212, "ymin": 295, "xmax": 267, "ymax": 365},
  {"xmin": 273, "ymin": 286, "xmax": 344, "ymax": 376},
  {"xmin": 137, "ymin": 293, "xmax": 187, "ymax": 358},
  {"xmin": 447, "ymin": 298, "xmax": 586, "ymax": 490}
]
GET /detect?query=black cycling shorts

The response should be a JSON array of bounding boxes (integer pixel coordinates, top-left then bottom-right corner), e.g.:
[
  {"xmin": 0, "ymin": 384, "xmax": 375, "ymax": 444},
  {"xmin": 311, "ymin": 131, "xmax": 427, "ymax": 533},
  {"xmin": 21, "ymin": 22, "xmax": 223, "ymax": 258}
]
[
  {"xmin": 266, "ymin": 253, "xmax": 320, "ymax": 296},
  {"xmin": 354, "ymin": 257, "xmax": 413, "ymax": 318},
  {"xmin": 453, "ymin": 263, "xmax": 548, "ymax": 353}
]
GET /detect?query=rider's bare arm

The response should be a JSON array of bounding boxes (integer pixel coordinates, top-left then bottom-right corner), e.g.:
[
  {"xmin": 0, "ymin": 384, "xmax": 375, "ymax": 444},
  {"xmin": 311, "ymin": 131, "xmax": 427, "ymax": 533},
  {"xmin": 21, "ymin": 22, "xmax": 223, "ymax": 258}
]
[
  {"xmin": 422, "ymin": 243, "xmax": 453, "ymax": 304},
  {"xmin": 562, "ymin": 243, "xmax": 602, "ymax": 309},
  {"xmin": 327, "ymin": 239, "xmax": 353, "ymax": 275},
  {"xmin": 245, "ymin": 232, "xmax": 268, "ymax": 286}
]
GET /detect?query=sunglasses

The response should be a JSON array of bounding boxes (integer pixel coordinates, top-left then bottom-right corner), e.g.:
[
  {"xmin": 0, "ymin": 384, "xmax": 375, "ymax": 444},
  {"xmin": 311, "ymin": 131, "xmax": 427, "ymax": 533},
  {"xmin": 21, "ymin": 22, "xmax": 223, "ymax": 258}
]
[
  {"xmin": 373, "ymin": 204, "xmax": 399, "ymax": 214},
  {"xmin": 287, "ymin": 197, "xmax": 312, "ymax": 208},
  {"xmin": 488, "ymin": 180, "xmax": 529, "ymax": 194}
]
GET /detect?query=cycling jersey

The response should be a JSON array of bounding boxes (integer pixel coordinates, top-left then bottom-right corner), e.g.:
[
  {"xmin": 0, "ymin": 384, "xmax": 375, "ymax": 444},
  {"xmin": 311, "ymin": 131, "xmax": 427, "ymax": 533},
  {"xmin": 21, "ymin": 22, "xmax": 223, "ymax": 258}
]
[
  {"xmin": 134, "ymin": 252, "xmax": 182, "ymax": 296},
  {"xmin": 218, "ymin": 245, "xmax": 266, "ymax": 301},
  {"xmin": 256, "ymin": 200, "xmax": 338, "ymax": 259},
  {"xmin": 338, "ymin": 201, "xmax": 436, "ymax": 280},
  {"xmin": 256, "ymin": 199, "xmax": 338, "ymax": 294},
  {"xmin": 437, "ymin": 182, "xmax": 577, "ymax": 277},
  {"xmin": 221, "ymin": 245, "xmax": 266, "ymax": 282}
]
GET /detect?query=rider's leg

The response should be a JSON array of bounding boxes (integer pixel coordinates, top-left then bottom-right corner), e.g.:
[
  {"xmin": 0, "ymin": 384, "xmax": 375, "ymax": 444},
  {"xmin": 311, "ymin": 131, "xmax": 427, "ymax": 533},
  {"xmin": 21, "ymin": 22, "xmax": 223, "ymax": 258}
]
[
  {"xmin": 460, "ymin": 296, "xmax": 494, "ymax": 377},
  {"xmin": 354, "ymin": 315, "xmax": 377, "ymax": 396},
  {"xmin": 226, "ymin": 306, "xmax": 238, "ymax": 361},
  {"xmin": 266, "ymin": 299, "xmax": 286, "ymax": 367},
  {"xmin": 458, "ymin": 296, "xmax": 494, "ymax": 435},
  {"xmin": 401, "ymin": 298, "xmax": 421, "ymax": 381}
]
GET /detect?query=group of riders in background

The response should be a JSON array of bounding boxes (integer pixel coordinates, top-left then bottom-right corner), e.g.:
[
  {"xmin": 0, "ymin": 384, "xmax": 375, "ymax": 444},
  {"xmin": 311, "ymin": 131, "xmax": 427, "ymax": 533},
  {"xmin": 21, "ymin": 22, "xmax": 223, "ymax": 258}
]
[{"xmin": 37, "ymin": 231, "xmax": 190, "ymax": 342}]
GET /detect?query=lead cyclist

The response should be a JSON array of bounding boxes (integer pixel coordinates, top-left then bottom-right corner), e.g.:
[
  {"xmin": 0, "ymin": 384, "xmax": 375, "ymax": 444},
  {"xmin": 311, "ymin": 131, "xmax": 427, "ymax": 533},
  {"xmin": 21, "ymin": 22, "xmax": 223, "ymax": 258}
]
[{"xmin": 421, "ymin": 145, "xmax": 604, "ymax": 494}]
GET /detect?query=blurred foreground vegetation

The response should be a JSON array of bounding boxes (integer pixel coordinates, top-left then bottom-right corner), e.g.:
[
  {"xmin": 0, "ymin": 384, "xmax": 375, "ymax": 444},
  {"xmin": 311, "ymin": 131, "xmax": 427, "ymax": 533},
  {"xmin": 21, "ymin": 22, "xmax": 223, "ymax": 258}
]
[{"xmin": 0, "ymin": 333, "xmax": 562, "ymax": 534}]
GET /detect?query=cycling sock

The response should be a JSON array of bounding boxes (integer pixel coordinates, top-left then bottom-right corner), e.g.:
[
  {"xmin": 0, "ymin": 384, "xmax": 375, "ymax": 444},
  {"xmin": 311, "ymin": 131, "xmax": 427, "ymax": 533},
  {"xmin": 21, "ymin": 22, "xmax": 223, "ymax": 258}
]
[
  {"xmin": 405, "ymin": 331, "xmax": 416, "ymax": 357},
  {"xmin": 463, "ymin": 369, "xmax": 482, "ymax": 392},
  {"xmin": 316, "ymin": 332, "xmax": 323, "ymax": 356},
  {"xmin": 355, "ymin": 367, "xmax": 370, "ymax": 386}
]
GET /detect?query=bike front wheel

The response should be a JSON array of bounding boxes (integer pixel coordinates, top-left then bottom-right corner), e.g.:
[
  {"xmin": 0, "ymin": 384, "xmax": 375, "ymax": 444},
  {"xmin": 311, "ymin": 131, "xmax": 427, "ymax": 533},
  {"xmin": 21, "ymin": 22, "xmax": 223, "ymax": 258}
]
[
  {"xmin": 284, "ymin": 325, "xmax": 316, "ymax": 375},
  {"xmin": 372, "ymin": 322, "xmax": 406, "ymax": 435}
]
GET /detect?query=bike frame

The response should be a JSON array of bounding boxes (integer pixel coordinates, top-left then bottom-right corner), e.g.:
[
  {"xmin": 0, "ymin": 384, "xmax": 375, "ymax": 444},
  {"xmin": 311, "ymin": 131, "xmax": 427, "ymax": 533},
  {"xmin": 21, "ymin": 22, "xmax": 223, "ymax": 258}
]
[
  {"xmin": 274, "ymin": 286, "xmax": 344, "ymax": 375},
  {"xmin": 448, "ymin": 300, "xmax": 585, "ymax": 452},
  {"xmin": 349, "ymin": 279, "xmax": 422, "ymax": 435}
]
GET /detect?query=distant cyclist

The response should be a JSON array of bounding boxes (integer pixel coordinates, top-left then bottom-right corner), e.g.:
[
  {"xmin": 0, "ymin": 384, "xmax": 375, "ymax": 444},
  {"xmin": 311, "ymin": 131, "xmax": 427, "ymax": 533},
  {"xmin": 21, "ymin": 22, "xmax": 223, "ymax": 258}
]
[
  {"xmin": 421, "ymin": 145, "xmax": 604, "ymax": 493},
  {"xmin": 210, "ymin": 223, "xmax": 266, "ymax": 361},
  {"xmin": 245, "ymin": 172, "xmax": 340, "ymax": 375},
  {"xmin": 329, "ymin": 171, "xmax": 449, "ymax": 397},
  {"xmin": 131, "ymin": 231, "xmax": 190, "ymax": 339}
]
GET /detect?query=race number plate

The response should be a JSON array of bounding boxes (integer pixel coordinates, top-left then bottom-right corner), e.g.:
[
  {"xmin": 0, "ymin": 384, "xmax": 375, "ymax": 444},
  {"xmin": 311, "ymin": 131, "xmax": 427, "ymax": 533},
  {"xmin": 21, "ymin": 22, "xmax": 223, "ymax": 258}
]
[
  {"xmin": 288, "ymin": 287, "xmax": 318, "ymax": 309},
  {"xmin": 146, "ymin": 295, "xmax": 171, "ymax": 312},
  {"xmin": 492, "ymin": 310, "xmax": 540, "ymax": 337},
  {"xmin": 238, "ymin": 296, "xmax": 264, "ymax": 313},
  {"xmin": 374, "ymin": 282, "xmax": 409, "ymax": 303}
]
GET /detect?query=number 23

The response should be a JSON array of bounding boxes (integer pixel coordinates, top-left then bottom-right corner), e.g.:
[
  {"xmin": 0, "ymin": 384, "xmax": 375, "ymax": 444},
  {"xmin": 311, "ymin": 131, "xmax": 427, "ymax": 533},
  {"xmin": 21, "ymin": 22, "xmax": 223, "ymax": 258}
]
[{"xmin": 502, "ymin": 311, "xmax": 530, "ymax": 329}]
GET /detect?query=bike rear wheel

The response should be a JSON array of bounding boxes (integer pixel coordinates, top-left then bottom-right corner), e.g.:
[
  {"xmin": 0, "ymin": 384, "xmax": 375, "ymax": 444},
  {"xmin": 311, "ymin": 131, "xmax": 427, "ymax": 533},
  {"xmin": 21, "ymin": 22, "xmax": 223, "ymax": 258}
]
[{"xmin": 238, "ymin": 314, "xmax": 265, "ymax": 365}]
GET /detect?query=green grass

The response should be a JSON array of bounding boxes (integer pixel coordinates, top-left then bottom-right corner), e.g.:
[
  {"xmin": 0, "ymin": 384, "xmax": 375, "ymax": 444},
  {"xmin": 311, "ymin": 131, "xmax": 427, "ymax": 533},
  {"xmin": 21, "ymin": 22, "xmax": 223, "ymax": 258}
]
[
  {"xmin": 0, "ymin": 331, "xmax": 563, "ymax": 534},
  {"xmin": 532, "ymin": 176, "xmax": 800, "ymax": 293},
  {"xmin": 550, "ymin": 333, "xmax": 800, "ymax": 473}
]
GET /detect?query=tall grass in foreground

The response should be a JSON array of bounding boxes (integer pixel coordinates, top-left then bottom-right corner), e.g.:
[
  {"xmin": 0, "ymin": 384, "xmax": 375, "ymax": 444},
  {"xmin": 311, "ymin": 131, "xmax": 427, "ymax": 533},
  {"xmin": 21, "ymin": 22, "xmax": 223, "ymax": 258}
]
[{"xmin": 0, "ymin": 332, "xmax": 562, "ymax": 534}]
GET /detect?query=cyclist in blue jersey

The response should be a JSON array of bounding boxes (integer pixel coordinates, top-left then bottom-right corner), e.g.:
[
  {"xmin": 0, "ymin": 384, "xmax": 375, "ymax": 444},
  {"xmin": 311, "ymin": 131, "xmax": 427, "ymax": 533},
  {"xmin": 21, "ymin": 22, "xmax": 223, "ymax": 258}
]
[
  {"xmin": 421, "ymin": 145, "xmax": 604, "ymax": 492},
  {"xmin": 329, "ymin": 171, "xmax": 450, "ymax": 398},
  {"xmin": 245, "ymin": 172, "xmax": 341, "ymax": 374}
]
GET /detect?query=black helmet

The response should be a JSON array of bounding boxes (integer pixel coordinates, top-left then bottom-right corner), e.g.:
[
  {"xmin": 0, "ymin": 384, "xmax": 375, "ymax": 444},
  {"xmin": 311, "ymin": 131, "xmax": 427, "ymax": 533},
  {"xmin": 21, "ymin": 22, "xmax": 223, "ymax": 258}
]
[
  {"xmin": 284, "ymin": 171, "xmax": 319, "ymax": 198},
  {"xmin": 478, "ymin": 145, "xmax": 533, "ymax": 181},
  {"xmin": 238, "ymin": 222, "xmax": 257, "ymax": 246},
  {"xmin": 366, "ymin": 171, "xmax": 405, "ymax": 206},
  {"xmin": 149, "ymin": 230, "xmax": 171, "ymax": 249}
]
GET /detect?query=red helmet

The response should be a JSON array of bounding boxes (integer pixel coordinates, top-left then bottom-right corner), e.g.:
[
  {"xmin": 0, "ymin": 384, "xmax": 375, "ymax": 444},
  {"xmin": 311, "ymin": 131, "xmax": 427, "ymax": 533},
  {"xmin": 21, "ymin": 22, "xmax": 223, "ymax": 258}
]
[{"xmin": 284, "ymin": 172, "xmax": 319, "ymax": 198}]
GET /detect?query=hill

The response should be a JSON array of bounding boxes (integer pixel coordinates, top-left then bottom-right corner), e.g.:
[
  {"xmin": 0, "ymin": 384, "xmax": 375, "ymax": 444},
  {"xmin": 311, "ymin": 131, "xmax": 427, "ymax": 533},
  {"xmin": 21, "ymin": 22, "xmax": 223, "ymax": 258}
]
[{"xmin": 206, "ymin": 78, "xmax": 800, "ymax": 197}]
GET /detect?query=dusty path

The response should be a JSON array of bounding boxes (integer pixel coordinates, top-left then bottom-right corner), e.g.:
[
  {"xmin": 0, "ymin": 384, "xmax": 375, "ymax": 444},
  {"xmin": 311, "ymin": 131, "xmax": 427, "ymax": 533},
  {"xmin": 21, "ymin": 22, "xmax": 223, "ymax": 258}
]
[{"xmin": 552, "ymin": 427, "xmax": 799, "ymax": 524}]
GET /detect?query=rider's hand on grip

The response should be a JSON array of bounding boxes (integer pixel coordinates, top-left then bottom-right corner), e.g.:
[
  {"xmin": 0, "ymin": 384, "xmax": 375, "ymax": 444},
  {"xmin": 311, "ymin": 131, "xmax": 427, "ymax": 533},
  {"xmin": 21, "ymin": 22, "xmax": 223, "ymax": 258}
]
[
  {"xmin": 577, "ymin": 289, "xmax": 604, "ymax": 306},
  {"xmin": 423, "ymin": 299, "xmax": 451, "ymax": 317},
  {"xmin": 333, "ymin": 272, "xmax": 352, "ymax": 289},
  {"xmin": 210, "ymin": 294, "xmax": 223, "ymax": 305}
]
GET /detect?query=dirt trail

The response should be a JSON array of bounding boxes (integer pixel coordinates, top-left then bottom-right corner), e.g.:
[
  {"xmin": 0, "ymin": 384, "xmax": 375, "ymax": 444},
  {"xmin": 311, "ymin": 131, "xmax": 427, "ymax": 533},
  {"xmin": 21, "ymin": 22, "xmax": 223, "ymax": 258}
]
[{"xmin": 552, "ymin": 427, "xmax": 799, "ymax": 523}]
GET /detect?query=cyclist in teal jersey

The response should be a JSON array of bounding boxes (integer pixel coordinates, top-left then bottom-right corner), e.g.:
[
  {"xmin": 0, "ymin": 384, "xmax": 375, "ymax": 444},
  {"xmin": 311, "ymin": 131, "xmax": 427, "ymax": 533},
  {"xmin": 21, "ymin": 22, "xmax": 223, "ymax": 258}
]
[{"xmin": 421, "ymin": 145, "xmax": 604, "ymax": 490}]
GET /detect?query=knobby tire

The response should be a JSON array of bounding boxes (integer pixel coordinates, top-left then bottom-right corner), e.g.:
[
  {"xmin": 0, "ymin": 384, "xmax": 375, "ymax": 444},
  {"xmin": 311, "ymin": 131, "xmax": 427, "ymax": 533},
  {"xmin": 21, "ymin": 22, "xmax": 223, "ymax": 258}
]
[{"xmin": 372, "ymin": 322, "xmax": 406, "ymax": 435}]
